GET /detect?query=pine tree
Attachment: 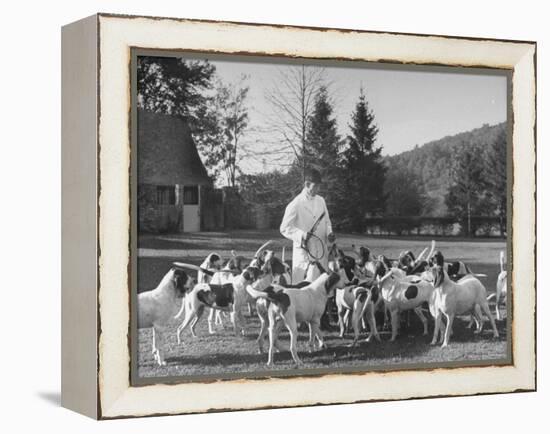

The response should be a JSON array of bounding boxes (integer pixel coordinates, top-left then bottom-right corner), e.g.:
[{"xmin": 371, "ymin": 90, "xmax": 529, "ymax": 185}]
[
  {"xmin": 304, "ymin": 86, "xmax": 343, "ymax": 210},
  {"xmin": 137, "ymin": 56, "xmax": 215, "ymax": 120},
  {"xmin": 338, "ymin": 88, "xmax": 387, "ymax": 231},
  {"xmin": 445, "ymin": 143, "xmax": 487, "ymax": 236},
  {"xmin": 484, "ymin": 130, "xmax": 507, "ymax": 235}
]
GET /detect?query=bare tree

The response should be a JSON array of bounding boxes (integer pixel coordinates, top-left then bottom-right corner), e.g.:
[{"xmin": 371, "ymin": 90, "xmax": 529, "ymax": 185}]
[
  {"xmin": 196, "ymin": 75, "xmax": 250, "ymax": 187},
  {"xmin": 248, "ymin": 65, "xmax": 327, "ymax": 175}
]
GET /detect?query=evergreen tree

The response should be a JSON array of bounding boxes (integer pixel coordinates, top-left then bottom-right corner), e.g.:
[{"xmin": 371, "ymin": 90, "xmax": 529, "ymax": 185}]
[
  {"xmin": 384, "ymin": 167, "xmax": 425, "ymax": 217},
  {"xmin": 338, "ymin": 88, "xmax": 386, "ymax": 231},
  {"xmin": 445, "ymin": 143, "xmax": 487, "ymax": 236},
  {"xmin": 304, "ymin": 86, "xmax": 343, "ymax": 210},
  {"xmin": 484, "ymin": 129, "xmax": 507, "ymax": 235},
  {"xmin": 137, "ymin": 56, "xmax": 215, "ymax": 121}
]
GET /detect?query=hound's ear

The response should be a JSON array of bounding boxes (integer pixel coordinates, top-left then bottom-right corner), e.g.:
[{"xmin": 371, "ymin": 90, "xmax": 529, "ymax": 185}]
[
  {"xmin": 432, "ymin": 251, "xmax": 445, "ymax": 267},
  {"xmin": 433, "ymin": 265, "xmax": 445, "ymax": 287},
  {"xmin": 243, "ymin": 267, "xmax": 260, "ymax": 282},
  {"xmin": 325, "ymin": 272, "xmax": 340, "ymax": 292},
  {"xmin": 172, "ymin": 268, "xmax": 188, "ymax": 288}
]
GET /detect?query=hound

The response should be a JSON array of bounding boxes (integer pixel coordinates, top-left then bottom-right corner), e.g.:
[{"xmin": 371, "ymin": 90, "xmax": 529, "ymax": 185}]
[
  {"xmin": 250, "ymin": 252, "xmax": 318, "ymax": 354},
  {"xmin": 175, "ymin": 266, "xmax": 262, "ymax": 343},
  {"xmin": 196, "ymin": 253, "xmax": 223, "ymax": 334},
  {"xmin": 197, "ymin": 253, "xmax": 222, "ymax": 284},
  {"xmin": 376, "ymin": 266, "xmax": 435, "ymax": 341},
  {"xmin": 427, "ymin": 241, "xmax": 486, "ymax": 281},
  {"xmin": 137, "ymin": 266, "xmax": 194, "ymax": 366},
  {"xmin": 332, "ymin": 248, "xmax": 383, "ymax": 344},
  {"xmin": 352, "ymin": 244, "xmax": 379, "ymax": 278},
  {"xmin": 184, "ymin": 241, "xmax": 273, "ymax": 336},
  {"xmin": 429, "ymin": 251, "xmax": 499, "ymax": 347},
  {"xmin": 398, "ymin": 247, "xmax": 430, "ymax": 275},
  {"xmin": 248, "ymin": 270, "xmax": 348, "ymax": 366},
  {"xmin": 335, "ymin": 279, "xmax": 379, "ymax": 345},
  {"xmin": 487, "ymin": 251, "xmax": 507, "ymax": 320},
  {"xmin": 353, "ymin": 245, "xmax": 422, "ymax": 333}
]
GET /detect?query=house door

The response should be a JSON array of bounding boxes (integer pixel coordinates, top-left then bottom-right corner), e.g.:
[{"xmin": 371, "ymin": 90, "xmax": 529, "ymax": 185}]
[{"xmin": 183, "ymin": 185, "xmax": 200, "ymax": 232}]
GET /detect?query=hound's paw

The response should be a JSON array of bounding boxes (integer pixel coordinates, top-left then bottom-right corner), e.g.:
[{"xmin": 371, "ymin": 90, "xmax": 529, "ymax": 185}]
[{"xmin": 493, "ymin": 332, "xmax": 500, "ymax": 338}]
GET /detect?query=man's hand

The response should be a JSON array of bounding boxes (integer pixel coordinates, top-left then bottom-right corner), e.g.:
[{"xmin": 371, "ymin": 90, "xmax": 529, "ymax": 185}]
[
  {"xmin": 327, "ymin": 232, "xmax": 336, "ymax": 243},
  {"xmin": 301, "ymin": 231, "xmax": 312, "ymax": 249}
]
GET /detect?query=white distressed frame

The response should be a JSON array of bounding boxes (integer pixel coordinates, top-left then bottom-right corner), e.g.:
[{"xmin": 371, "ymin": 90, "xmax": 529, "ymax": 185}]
[{"xmin": 96, "ymin": 14, "xmax": 536, "ymax": 419}]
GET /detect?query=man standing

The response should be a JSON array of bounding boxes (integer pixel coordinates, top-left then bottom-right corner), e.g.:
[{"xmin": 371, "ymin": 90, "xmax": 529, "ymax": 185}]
[{"xmin": 280, "ymin": 168, "xmax": 336, "ymax": 283}]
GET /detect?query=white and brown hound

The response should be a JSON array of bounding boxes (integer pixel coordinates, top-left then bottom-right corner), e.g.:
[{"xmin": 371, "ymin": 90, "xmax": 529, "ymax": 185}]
[
  {"xmin": 175, "ymin": 265, "xmax": 262, "ymax": 343},
  {"xmin": 248, "ymin": 269, "xmax": 348, "ymax": 366},
  {"xmin": 487, "ymin": 251, "xmax": 507, "ymax": 320},
  {"xmin": 250, "ymin": 251, "xmax": 313, "ymax": 354},
  {"xmin": 429, "ymin": 251, "xmax": 499, "ymax": 347},
  {"xmin": 137, "ymin": 266, "xmax": 194, "ymax": 366},
  {"xmin": 196, "ymin": 253, "xmax": 223, "ymax": 334},
  {"xmin": 335, "ymin": 255, "xmax": 399, "ymax": 346}
]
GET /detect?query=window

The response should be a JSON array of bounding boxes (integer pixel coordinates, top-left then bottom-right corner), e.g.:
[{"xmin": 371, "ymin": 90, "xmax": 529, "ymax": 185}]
[
  {"xmin": 156, "ymin": 185, "xmax": 176, "ymax": 205},
  {"xmin": 183, "ymin": 186, "xmax": 199, "ymax": 205}
]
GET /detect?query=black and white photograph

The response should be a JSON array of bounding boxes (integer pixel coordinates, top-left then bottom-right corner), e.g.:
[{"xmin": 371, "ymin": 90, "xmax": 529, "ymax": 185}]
[{"xmin": 133, "ymin": 52, "xmax": 510, "ymax": 381}]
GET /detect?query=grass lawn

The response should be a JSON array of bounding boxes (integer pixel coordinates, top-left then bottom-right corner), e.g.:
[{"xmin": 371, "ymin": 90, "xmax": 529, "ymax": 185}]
[{"xmin": 136, "ymin": 230, "xmax": 509, "ymax": 380}]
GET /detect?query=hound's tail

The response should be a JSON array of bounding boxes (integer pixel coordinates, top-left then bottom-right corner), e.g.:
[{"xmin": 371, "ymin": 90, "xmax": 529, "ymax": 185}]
[
  {"xmin": 463, "ymin": 262, "xmax": 487, "ymax": 278},
  {"xmin": 415, "ymin": 247, "xmax": 428, "ymax": 264},
  {"xmin": 487, "ymin": 293, "xmax": 496, "ymax": 301},
  {"xmin": 500, "ymin": 251, "xmax": 506, "ymax": 273},
  {"xmin": 173, "ymin": 262, "xmax": 215, "ymax": 276}
]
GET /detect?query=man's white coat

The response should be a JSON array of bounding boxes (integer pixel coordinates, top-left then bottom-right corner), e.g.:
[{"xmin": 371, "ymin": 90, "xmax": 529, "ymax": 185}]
[{"xmin": 280, "ymin": 188, "xmax": 333, "ymax": 283}]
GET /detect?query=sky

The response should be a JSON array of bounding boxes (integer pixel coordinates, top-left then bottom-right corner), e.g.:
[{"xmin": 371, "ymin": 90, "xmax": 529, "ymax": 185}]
[{"xmin": 197, "ymin": 55, "xmax": 508, "ymax": 174}]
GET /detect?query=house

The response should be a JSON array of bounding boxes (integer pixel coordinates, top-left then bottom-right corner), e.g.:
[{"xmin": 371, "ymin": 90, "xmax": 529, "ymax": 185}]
[{"xmin": 138, "ymin": 110, "xmax": 212, "ymax": 233}]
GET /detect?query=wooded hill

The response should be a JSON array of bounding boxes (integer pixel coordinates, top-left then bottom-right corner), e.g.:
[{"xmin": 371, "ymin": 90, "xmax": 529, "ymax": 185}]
[{"xmin": 384, "ymin": 122, "xmax": 507, "ymax": 216}]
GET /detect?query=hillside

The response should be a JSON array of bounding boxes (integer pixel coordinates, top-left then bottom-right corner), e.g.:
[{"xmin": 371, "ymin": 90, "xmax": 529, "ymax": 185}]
[{"xmin": 384, "ymin": 122, "xmax": 507, "ymax": 216}]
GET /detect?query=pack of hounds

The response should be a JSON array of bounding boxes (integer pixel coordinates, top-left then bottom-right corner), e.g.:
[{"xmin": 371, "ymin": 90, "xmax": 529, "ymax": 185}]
[{"xmin": 138, "ymin": 240, "xmax": 508, "ymax": 367}]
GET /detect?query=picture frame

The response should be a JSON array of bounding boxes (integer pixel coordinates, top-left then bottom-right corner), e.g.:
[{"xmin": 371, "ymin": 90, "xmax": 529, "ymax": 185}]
[{"xmin": 61, "ymin": 13, "xmax": 536, "ymax": 419}]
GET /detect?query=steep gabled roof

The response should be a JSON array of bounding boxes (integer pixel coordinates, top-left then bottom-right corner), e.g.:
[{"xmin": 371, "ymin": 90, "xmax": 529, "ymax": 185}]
[{"xmin": 138, "ymin": 109, "xmax": 212, "ymax": 186}]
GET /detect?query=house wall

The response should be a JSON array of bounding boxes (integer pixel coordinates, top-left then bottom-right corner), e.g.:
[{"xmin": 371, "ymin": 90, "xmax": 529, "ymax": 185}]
[{"xmin": 138, "ymin": 184, "xmax": 181, "ymax": 233}]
